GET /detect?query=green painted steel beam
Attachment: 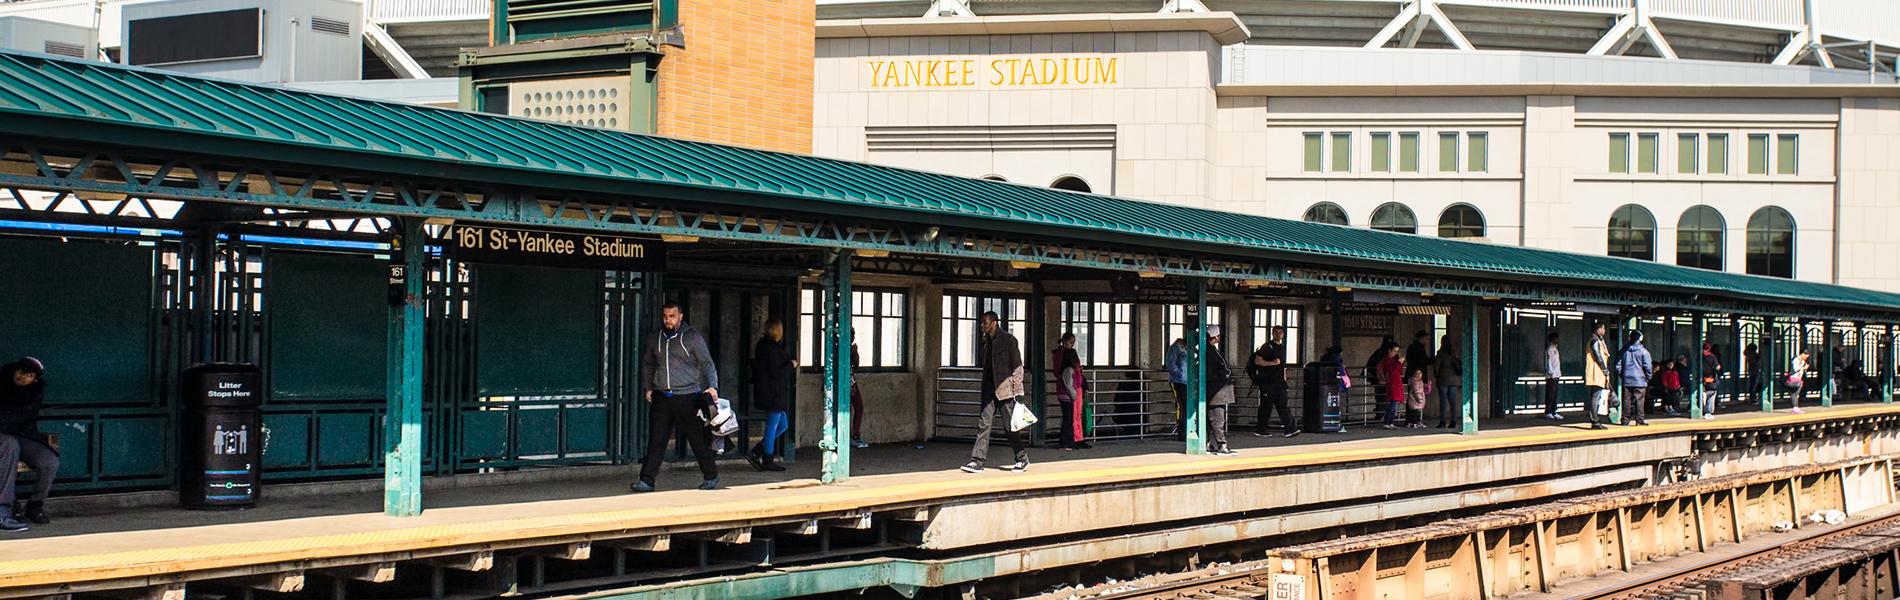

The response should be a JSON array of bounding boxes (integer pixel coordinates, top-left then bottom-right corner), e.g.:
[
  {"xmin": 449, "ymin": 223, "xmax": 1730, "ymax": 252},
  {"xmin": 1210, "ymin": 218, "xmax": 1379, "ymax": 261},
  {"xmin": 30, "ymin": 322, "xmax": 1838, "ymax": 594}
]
[
  {"xmin": 1185, "ymin": 279, "xmax": 1207, "ymax": 455},
  {"xmin": 1886, "ymin": 324, "xmax": 1896, "ymax": 404},
  {"xmin": 820, "ymin": 252, "xmax": 852, "ymax": 484},
  {"xmin": 1690, "ymin": 313, "xmax": 1706, "ymax": 420},
  {"xmin": 1822, "ymin": 321, "xmax": 1836, "ymax": 408},
  {"xmin": 580, "ymin": 556, "xmax": 1001, "ymax": 600},
  {"xmin": 384, "ymin": 217, "xmax": 425, "ymax": 516},
  {"xmin": 1763, "ymin": 318, "xmax": 1779, "ymax": 413},
  {"xmin": 1462, "ymin": 301, "xmax": 1479, "ymax": 435}
]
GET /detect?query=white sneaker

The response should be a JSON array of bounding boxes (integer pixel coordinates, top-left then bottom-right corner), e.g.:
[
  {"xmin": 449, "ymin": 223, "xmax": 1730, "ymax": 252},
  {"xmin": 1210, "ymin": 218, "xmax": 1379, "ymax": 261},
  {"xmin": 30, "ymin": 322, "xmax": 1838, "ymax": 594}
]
[{"xmin": 1703, "ymin": 414, "xmax": 1715, "ymax": 420}]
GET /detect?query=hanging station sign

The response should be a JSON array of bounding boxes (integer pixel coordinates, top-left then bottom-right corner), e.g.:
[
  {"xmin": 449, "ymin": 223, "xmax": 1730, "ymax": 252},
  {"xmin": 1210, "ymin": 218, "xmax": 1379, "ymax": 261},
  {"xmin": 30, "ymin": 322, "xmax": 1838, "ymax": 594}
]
[{"xmin": 442, "ymin": 225, "xmax": 665, "ymax": 271}]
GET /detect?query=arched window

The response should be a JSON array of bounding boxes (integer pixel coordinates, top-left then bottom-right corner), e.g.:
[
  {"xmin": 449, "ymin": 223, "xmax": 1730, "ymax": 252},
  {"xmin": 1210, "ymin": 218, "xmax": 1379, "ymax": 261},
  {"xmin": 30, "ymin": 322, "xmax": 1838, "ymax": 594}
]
[
  {"xmin": 1746, "ymin": 207, "xmax": 1795, "ymax": 278},
  {"xmin": 1370, "ymin": 203, "xmax": 1417, "ymax": 234},
  {"xmin": 1607, "ymin": 204, "xmax": 1656, "ymax": 261},
  {"xmin": 1437, "ymin": 204, "xmax": 1485, "ymax": 239},
  {"xmin": 1676, "ymin": 206, "xmax": 1725, "ymax": 271},
  {"xmin": 1303, "ymin": 202, "xmax": 1349, "ymax": 226},
  {"xmin": 1050, "ymin": 176, "xmax": 1091, "ymax": 193}
]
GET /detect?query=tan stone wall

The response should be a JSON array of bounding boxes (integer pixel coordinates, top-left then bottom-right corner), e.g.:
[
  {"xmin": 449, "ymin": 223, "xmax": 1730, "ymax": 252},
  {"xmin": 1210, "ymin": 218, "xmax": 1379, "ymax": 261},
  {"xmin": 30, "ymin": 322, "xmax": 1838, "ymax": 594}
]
[{"xmin": 657, "ymin": 0, "xmax": 814, "ymax": 154}]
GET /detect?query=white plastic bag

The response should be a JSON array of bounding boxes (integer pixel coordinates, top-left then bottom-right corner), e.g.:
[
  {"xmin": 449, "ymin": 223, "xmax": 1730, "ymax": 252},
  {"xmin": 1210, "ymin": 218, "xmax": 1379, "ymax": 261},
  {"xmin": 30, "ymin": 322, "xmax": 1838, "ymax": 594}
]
[
  {"xmin": 706, "ymin": 398, "xmax": 739, "ymax": 437},
  {"xmin": 1008, "ymin": 399, "xmax": 1038, "ymax": 432}
]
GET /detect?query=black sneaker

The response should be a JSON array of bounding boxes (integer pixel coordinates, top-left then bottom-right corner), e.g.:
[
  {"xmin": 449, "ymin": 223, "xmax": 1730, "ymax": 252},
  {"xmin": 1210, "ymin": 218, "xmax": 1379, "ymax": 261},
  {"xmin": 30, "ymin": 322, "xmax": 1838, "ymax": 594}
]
[
  {"xmin": 1283, "ymin": 430, "xmax": 1301, "ymax": 438},
  {"xmin": 0, "ymin": 516, "xmax": 28, "ymax": 532},
  {"xmin": 21, "ymin": 502, "xmax": 46, "ymax": 525},
  {"xmin": 628, "ymin": 481, "xmax": 655, "ymax": 493},
  {"xmin": 959, "ymin": 460, "xmax": 984, "ymax": 473},
  {"xmin": 697, "ymin": 478, "xmax": 719, "ymax": 490},
  {"xmin": 1008, "ymin": 460, "xmax": 1029, "ymax": 472},
  {"xmin": 1590, "ymin": 423, "xmax": 1609, "ymax": 430}
]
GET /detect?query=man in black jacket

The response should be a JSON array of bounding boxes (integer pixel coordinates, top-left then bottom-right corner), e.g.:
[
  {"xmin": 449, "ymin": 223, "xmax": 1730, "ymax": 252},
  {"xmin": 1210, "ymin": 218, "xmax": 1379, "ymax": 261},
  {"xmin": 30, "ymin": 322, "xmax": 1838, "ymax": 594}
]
[
  {"xmin": 962, "ymin": 311, "xmax": 1028, "ymax": 473},
  {"xmin": 631, "ymin": 303, "xmax": 721, "ymax": 492},
  {"xmin": 0, "ymin": 358, "xmax": 57, "ymax": 530}
]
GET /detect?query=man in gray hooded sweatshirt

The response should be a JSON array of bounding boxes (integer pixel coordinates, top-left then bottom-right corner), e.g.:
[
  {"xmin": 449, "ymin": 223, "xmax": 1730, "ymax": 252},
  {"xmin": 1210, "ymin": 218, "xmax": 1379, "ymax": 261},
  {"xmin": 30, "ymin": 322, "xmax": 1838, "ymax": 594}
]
[{"xmin": 632, "ymin": 302, "xmax": 721, "ymax": 492}]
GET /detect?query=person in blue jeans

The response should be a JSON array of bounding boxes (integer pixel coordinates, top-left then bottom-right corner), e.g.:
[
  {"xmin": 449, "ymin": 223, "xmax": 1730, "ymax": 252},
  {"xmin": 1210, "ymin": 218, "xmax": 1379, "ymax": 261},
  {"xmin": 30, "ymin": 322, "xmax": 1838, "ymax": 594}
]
[{"xmin": 746, "ymin": 319, "xmax": 795, "ymax": 472}]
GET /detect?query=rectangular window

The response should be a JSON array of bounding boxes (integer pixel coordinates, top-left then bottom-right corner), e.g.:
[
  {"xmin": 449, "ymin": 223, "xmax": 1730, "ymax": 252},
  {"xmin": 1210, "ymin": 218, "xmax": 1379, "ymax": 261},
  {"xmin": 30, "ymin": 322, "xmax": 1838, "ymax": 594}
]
[
  {"xmin": 940, "ymin": 294, "xmax": 1028, "ymax": 368},
  {"xmin": 1636, "ymin": 133, "xmax": 1659, "ymax": 174},
  {"xmin": 799, "ymin": 288, "xmax": 822, "ymax": 367},
  {"xmin": 1748, "ymin": 133, "xmax": 1769, "ymax": 174},
  {"xmin": 852, "ymin": 289, "xmax": 908, "ymax": 369},
  {"xmin": 1677, "ymin": 133, "xmax": 1698, "ymax": 174},
  {"xmin": 1370, "ymin": 132, "xmax": 1391, "ymax": 172},
  {"xmin": 1330, "ymin": 132, "xmax": 1352, "ymax": 172},
  {"xmin": 1609, "ymin": 133, "xmax": 1630, "ymax": 174},
  {"xmin": 1061, "ymin": 301, "xmax": 1134, "ymax": 367},
  {"xmin": 1467, "ymin": 132, "xmax": 1488, "ymax": 173},
  {"xmin": 1438, "ymin": 132, "xmax": 1460, "ymax": 172},
  {"xmin": 1399, "ymin": 132, "xmax": 1420, "ymax": 173},
  {"xmin": 1776, "ymin": 133, "xmax": 1798, "ymax": 175},
  {"xmin": 799, "ymin": 287, "xmax": 908, "ymax": 369},
  {"xmin": 1302, "ymin": 132, "xmax": 1323, "ymax": 172},
  {"xmin": 1707, "ymin": 134, "xmax": 1728, "ymax": 175},
  {"xmin": 1249, "ymin": 307, "xmax": 1304, "ymax": 366},
  {"xmin": 1164, "ymin": 305, "xmax": 1224, "ymax": 353}
]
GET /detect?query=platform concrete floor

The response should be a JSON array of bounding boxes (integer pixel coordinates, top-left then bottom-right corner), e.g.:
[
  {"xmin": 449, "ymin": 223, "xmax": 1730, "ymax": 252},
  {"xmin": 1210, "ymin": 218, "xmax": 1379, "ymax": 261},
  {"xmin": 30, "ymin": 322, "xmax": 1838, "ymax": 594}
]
[{"xmin": 0, "ymin": 403, "xmax": 1889, "ymax": 579}]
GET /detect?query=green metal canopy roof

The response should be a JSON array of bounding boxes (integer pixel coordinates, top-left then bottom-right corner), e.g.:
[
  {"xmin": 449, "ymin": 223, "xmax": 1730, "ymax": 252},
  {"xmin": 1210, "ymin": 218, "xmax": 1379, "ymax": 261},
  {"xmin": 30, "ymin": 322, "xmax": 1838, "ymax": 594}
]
[{"xmin": 0, "ymin": 50, "xmax": 1895, "ymax": 316}]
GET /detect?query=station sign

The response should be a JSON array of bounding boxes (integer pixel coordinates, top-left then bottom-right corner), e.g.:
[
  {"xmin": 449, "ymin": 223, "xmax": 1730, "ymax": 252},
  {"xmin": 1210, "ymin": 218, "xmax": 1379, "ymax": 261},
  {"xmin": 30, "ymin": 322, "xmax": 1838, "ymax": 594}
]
[
  {"xmin": 862, "ymin": 54, "xmax": 1122, "ymax": 91},
  {"xmin": 442, "ymin": 225, "xmax": 665, "ymax": 271}
]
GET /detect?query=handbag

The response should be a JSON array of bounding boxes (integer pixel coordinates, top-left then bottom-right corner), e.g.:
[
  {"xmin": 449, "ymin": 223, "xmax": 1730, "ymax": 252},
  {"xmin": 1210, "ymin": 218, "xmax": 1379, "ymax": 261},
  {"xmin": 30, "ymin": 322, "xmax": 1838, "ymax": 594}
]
[
  {"xmin": 1008, "ymin": 400, "xmax": 1038, "ymax": 432},
  {"xmin": 1784, "ymin": 373, "xmax": 1804, "ymax": 389},
  {"xmin": 1339, "ymin": 369, "xmax": 1353, "ymax": 390}
]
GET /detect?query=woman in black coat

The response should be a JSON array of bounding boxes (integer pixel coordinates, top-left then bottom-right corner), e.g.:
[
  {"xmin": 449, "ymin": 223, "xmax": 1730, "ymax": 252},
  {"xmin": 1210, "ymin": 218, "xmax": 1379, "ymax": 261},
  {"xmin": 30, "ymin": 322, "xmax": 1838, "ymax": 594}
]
[{"xmin": 746, "ymin": 320, "xmax": 795, "ymax": 471}]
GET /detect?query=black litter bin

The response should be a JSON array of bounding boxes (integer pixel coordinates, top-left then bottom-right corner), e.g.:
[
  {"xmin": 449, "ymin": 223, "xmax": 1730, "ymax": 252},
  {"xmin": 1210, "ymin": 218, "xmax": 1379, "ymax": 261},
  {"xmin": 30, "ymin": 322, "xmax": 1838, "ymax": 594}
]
[
  {"xmin": 1301, "ymin": 362, "xmax": 1344, "ymax": 433},
  {"xmin": 180, "ymin": 363, "xmax": 263, "ymax": 509}
]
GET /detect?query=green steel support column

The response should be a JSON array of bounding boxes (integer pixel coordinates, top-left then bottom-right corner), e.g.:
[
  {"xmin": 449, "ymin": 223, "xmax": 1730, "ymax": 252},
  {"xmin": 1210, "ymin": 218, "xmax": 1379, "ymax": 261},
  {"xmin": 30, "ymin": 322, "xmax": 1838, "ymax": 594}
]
[
  {"xmin": 1461, "ymin": 300, "xmax": 1480, "ymax": 435},
  {"xmin": 1689, "ymin": 313, "xmax": 1705, "ymax": 420},
  {"xmin": 820, "ymin": 253, "xmax": 852, "ymax": 484},
  {"xmin": 1886, "ymin": 325, "xmax": 1896, "ymax": 404},
  {"xmin": 1185, "ymin": 278, "xmax": 1208, "ymax": 455},
  {"xmin": 1026, "ymin": 286, "xmax": 1048, "ymax": 444},
  {"xmin": 1762, "ymin": 319, "xmax": 1778, "ymax": 413},
  {"xmin": 1821, "ymin": 321, "xmax": 1835, "ymax": 408},
  {"xmin": 383, "ymin": 217, "xmax": 425, "ymax": 517},
  {"xmin": 1610, "ymin": 312, "xmax": 1632, "ymax": 425}
]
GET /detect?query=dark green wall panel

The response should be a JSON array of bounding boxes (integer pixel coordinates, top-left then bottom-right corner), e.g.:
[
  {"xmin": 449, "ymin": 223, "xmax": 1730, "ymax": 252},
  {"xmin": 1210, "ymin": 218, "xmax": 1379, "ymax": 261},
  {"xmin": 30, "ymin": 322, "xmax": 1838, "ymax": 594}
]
[
  {"xmin": 515, "ymin": 409, "xmax": 559, "ymax": 456},
  {"xmin": 474, "ymin": 265, "xmax": 603, "ymax": 396},
  {"xmin": 0, "ymin": 237, "xmax": 153, "ymax": 404},
  {"xmin": 99, "ymin": 417, "xmax": 167, "ymax": 477},
  {"xmin": 460, "ymin": 410, "xmax": 508, "ymax": 459},
  {"xmin": 44, "ymin": 419, "xmax": 90, "ymax": 478},
  {"xmin": 267, "ymin": 252, "xmax": 389, "ymax": 400},
  {"xmin": 564, "ymin": 406, "xmax": 608, "ymax": 453},
  {"xmin": 262, "ymin": 413, "xmax": 310, "ymax": 469},
  {"xmin": 316, "ymin": 413, "xmax": 375, "ymax": 466}
]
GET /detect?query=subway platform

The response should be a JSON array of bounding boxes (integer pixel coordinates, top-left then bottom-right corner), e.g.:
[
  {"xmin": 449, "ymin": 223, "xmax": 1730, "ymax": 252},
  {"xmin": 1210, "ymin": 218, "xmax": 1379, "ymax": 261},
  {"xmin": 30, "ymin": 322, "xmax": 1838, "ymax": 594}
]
[{"xmin": 4, "ymin": 403, "xmax": 1899, "ymax": 598}]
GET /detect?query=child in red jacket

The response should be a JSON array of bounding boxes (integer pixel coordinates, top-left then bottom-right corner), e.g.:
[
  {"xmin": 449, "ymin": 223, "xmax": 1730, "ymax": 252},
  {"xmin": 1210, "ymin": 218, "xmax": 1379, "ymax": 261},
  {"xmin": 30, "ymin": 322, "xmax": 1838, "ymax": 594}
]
[{"xmin": 1659, "ymin": 358, "xmax": 1683, "ymax": 417}]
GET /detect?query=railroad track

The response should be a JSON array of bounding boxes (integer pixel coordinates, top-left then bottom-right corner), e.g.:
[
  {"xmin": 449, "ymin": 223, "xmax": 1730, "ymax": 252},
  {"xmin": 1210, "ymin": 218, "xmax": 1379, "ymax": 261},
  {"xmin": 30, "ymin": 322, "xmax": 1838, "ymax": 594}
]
[
  {"xmin": 1580, "ymin": 512, "xmax": 1900, "ymax": 600},
  {"xmin": 1037, "ymin": 563, "xmax": 1275, "ymax": 600}
]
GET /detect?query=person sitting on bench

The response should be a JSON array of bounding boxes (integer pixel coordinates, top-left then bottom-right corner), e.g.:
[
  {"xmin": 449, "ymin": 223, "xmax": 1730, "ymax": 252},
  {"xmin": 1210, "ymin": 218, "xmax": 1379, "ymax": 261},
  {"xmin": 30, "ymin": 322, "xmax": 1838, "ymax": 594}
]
[{"xmin": 0, "ymin": 358, "xmax": 57, "ymax": 530}]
